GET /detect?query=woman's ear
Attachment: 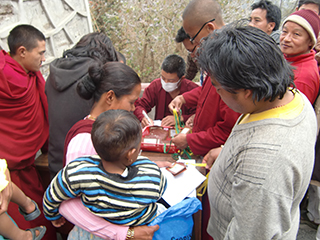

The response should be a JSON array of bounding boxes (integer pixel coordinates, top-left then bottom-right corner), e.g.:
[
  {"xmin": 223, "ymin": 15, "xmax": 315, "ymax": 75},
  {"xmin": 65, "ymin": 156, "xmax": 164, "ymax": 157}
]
[{"xmin": 103, "ymin": 90, "xmax": 115, "ymax": 105}]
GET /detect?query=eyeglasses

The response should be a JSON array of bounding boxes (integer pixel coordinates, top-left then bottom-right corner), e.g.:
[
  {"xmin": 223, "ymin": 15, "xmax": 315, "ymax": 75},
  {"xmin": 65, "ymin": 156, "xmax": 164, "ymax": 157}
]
[
  {"xmin": 193, "ymin": 37, "xmax": 208, "ymax": 61},
  {"xmin": 190, "ymin": 18, "xmax": 215, "ymax": 43},
  {"xmin": 187, "ymin": 45, "xmax": 197, "ymax": 54}
]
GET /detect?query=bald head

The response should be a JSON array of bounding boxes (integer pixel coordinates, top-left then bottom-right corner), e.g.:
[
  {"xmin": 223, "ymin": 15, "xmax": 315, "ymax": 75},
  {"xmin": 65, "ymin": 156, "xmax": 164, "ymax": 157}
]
[{"xmin": 183, "ymin": 0, "xmax": 224, "ymax": 28}]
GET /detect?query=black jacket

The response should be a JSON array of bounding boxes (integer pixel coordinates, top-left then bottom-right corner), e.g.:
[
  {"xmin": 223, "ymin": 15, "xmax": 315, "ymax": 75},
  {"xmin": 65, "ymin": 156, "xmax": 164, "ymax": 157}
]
[{"xmin": 45, "ymin": 56, "xmax": 94, "ymax": 178}]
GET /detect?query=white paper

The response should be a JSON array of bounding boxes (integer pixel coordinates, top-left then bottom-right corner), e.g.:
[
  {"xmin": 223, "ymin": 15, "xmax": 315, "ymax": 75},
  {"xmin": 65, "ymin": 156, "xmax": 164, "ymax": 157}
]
[
  {"xmin": 142, "ymin": 138, "xmax": 159, "ymax": 144},
  {"xmin": 161, "ymin": 164, "xmax": 206, "ymax": 207},
  {"xmin": 153, "ymin": 120, "xmax": 162, "ymax": 126}
]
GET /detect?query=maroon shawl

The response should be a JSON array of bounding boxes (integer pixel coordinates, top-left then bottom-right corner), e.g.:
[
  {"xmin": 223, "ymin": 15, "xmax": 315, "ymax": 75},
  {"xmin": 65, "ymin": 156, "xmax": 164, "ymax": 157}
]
[{"xmin": 0, "ymin": 50, "xmax": 49, "ymax": 169}]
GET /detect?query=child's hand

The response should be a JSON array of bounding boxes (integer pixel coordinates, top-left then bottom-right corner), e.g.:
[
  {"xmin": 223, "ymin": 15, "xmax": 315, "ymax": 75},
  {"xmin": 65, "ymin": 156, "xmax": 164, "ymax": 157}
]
[
  {"xmin": 51, "ymin": 217, "xmax": 66, "ymax": 227},
  {"xmin": 0, "ymin": 168, "xmax": 12, "ymax": 215}
]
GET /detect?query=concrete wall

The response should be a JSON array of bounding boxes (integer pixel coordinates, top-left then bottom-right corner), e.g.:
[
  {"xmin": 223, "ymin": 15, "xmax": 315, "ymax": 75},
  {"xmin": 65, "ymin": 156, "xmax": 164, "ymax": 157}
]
[{"xmin": 0, "ymin": 0, "xmax": 93, "ymax": 77}]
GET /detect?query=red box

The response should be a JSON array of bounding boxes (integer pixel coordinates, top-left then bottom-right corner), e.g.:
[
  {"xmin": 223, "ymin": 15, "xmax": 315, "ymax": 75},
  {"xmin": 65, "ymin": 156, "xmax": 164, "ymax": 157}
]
[{"xmin": 141, "ymin": 126, "xmax": 179, "ymax": 154}]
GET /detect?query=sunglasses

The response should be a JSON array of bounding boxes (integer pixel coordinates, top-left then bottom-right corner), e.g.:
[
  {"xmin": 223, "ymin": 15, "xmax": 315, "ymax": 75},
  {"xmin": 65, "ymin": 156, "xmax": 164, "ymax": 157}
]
[{"xmin": 190, "ymin": 18, "xmax": 215, "ymax": 43}]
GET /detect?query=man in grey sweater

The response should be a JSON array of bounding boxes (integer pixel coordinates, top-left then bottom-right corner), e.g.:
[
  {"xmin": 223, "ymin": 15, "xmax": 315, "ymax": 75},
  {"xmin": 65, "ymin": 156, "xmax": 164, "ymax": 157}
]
[{"xmin": 198, "ymin": 23, "xmax": 317, "ymax": 239}]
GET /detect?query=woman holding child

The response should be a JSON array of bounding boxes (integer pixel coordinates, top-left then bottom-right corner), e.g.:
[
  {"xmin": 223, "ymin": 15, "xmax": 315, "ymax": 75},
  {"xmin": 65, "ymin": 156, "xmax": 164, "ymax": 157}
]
[{"xmin": 50, "ymin": 62, "xmax": 161, "ymax": 240}]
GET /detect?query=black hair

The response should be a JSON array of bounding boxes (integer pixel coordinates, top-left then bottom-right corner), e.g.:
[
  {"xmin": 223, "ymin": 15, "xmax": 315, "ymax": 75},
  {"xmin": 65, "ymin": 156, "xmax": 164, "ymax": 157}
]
[
  {"xmin": 63, "ymin": 32, "xmax": 118, "ymax": 63},
  {"xmin": 91, "ymin": 109, "xmax": 142, "ymax": 162},
  {"xmin": 251, "ymin": 0, "xmax": 282, "ymax": 31},
  {"xmin": 298, "ymin": 0, "xmax": 320, "ymax": 14},
  {"xmin": 161, "ymin": 54, "xmax": 186, "ymax": 79},
  {"xmin": 8, "ymin": 24, "xmax": 46, "ymax": 55},
  {"xmin": 175, "ymin": 27, "xmax": 190, "ymax": 43},
  {"xmin": 116, "ymin": 51, "xmax": 126, "ymax": 64},
  {"xmin": 77, "ymin": 62, "xmax": 141, "ymax": 102},
  {"xmin": 197, "ymin": 22, "xmax": 294, "ymax": 102}
]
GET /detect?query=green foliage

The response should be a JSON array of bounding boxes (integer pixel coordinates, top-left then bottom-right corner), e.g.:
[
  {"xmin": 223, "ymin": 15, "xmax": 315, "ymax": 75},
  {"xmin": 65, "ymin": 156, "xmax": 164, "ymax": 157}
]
[
  {"xmin": 89, "ymin": 0, "xmax": 299, "ymax": 83},
  {"xmin": 90, "ymin": 0, "xmax": 189, "ymax": 82}
]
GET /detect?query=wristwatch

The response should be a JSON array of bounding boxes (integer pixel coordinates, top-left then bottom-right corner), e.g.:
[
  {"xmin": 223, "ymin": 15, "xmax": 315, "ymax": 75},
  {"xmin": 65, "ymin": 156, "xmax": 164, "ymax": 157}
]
[{"xmin": 126, "ymin": 227, "xmax": 134, "ymax": 240}]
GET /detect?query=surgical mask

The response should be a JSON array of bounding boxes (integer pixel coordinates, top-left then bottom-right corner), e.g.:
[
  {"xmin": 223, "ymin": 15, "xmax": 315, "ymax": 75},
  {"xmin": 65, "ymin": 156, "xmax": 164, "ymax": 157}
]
[{"xmin": 161, "ymin": 77, "xmax": 181, "ymax": 92}]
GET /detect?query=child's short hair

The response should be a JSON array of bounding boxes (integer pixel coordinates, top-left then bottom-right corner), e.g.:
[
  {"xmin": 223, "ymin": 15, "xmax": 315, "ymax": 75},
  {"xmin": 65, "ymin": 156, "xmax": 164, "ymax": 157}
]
[
  {"xmin": 91, "ymin": 110, "xmax": 142, "ymax": 162},
  {"xmin": 161, "ymin": 54, "xmax": 186, "ymax": 79}
]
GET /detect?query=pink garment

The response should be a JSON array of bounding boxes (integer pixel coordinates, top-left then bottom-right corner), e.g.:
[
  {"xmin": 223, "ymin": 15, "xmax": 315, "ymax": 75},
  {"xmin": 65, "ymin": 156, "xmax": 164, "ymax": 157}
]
[
  {"xmin": 60, "ymin": 199, "xmax": 127, "ymax": 240},
  {"xmin": 59, "ymin": 132, "xmax": 129, "ymax": 239},
  {"xmin": 65, "ymin": 133, "xmax": 96, "ymax": 164}
]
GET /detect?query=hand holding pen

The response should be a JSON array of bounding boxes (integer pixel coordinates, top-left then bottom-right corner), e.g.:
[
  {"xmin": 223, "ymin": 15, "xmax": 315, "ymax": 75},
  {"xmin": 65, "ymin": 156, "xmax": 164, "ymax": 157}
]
[{"xmin": 142, "ymin": 110, "xmax": 154, "ymax": 128}]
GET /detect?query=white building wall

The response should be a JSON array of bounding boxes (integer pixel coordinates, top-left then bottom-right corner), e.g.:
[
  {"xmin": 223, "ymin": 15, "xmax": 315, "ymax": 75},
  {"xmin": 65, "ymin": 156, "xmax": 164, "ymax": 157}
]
[{"xmin": 0, "ymin": 0, "xmax": 93, "ymax": 77}]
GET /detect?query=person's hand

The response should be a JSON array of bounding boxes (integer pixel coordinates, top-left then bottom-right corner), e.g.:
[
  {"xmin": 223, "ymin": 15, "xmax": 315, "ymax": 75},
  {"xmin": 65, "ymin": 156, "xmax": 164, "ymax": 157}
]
[
  {"xmin": 133, "ymin": 225, "xmax": 159, "ymax": 240},
  {"xmin": 172, "ymin": 133, "xmax": 188, "ymax": 150},
  {"xmin": 0, "ymin": 168, "xmax": 12, "ymax": 215},
  {"xmin": 185, "ymin": 114, "xmax": 195, "ymax": 128},
  {"xmin": 161, "ymin": 116, "xmax": 175, "ymax": 127},
  {"xmin": 51, "ymin": 216, "xmax": 66, "ymax": 227},
  {"xmin": 141, "ymin": 117, "xmax": 154, "ymax": 128},
  {"xmin": 168, "ymin": 95, "xmax": 186, "ymax": 113},
  {"xmin": 202, "ymin": 147, "xmax": 222, "ymax": 169}
]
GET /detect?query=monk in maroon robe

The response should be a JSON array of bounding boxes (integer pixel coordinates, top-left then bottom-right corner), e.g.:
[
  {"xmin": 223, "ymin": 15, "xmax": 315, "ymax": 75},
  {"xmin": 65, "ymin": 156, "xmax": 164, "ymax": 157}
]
[{"xmin": 0, "ymin": 25, "xmax": 56, "ymax": 239}]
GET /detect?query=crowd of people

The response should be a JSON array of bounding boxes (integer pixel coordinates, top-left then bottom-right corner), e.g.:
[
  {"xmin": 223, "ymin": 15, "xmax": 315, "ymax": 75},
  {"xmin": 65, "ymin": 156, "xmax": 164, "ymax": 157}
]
[{"xmin": 1, "ymin": 0, "xmax": 320, "ymax": 239}]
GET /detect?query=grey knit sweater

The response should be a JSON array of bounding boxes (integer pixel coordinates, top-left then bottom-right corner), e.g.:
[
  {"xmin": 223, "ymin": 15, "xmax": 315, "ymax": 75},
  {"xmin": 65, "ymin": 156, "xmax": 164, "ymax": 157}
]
[{"xmin": 208, "ymin": 93, "xmax": 317, "ymax": 240}]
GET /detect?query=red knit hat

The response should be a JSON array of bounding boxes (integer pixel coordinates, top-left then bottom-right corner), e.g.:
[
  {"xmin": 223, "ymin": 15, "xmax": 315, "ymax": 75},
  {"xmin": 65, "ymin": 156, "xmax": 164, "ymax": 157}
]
[{"xmin": 282, "ymin": 9, "xmax": 320, "ymax": 48}]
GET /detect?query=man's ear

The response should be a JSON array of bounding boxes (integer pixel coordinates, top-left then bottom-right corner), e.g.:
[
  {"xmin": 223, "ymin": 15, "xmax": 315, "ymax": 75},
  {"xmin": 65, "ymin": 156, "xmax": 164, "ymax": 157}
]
[
  {"xmin": 206, "ymin": 22, "xmax": 216, "ymax": 34},
  {"xmin": 244, "ymin": 89, "xmax": 253, "ymax": 100},
  {"xmin": 126, "ymin": 148, "xmax": 137, "ymax": 165},
  {"xmin": 308, "ymin": 38, "xmax": 314, "ymax": 49},
  {"xmin": 15, "ymin": 46, "xmax": 27, "ymax": 58},
  {"xmin": 267, "ymin": 22, "xmax": 276, "ymax": 33}
]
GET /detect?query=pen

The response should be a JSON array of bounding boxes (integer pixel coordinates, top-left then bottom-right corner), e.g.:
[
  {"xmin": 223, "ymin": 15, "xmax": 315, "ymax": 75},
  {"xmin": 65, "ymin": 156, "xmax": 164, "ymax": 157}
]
[
  {"xmin": 185, "ymin": 163, "xmax": 207, "ymax": 167},
  {"xmin": 142, "ymin": 110, "xmax": 152, "ymax": 125}
]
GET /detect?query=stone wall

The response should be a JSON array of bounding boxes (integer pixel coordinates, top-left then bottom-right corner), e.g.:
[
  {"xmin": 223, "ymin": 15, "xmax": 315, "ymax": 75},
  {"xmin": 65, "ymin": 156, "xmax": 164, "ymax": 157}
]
[{"xmin": 0, "ymin": 0, "xmax": 92, "ymax": 77}]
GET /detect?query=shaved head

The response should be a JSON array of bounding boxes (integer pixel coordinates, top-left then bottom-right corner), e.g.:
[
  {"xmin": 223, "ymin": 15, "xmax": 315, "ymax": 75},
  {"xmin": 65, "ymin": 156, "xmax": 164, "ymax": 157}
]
[{"xmin": 183, "ymin": 0, "xmax": 224, "ymax": 28}]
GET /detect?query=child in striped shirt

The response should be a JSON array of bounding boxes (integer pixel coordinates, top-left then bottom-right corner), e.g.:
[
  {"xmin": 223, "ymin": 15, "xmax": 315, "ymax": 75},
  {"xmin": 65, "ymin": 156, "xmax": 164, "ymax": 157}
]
[{"xmin": 43, "ymin": 110, "xmax": 167, "ymax": 228}]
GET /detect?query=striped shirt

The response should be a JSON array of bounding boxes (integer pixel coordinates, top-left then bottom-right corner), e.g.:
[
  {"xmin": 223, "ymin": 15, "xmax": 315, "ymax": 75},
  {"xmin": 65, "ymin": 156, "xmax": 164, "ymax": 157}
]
[{"xmin": 43, "ymin": 156, "xmax": 167, "ymax": 226}]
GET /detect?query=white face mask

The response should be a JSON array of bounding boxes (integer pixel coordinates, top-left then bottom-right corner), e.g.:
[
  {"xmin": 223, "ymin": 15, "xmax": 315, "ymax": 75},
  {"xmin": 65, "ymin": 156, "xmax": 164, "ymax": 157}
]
[{"xmin": 161, "ymin": 77, "xmax": 181, "ymax": 92}]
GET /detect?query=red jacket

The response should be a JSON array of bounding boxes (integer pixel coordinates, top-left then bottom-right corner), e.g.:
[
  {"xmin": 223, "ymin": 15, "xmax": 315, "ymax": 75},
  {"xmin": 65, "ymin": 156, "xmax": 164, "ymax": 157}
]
[
  {"xmin": 285, "ymin": 50, "xmax": 320, "ymax": 104},
  {"xmin": 134, "ymin": 77, "xmax": 198, "ymax": 122},
  {"xmin": 183, "ymin": 75, "xmax": 240, "ymax": 156}
]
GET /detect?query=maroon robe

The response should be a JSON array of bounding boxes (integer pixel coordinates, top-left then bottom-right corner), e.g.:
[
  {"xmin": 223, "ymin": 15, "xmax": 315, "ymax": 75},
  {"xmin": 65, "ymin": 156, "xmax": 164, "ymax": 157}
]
[
  {"xmin": 183, "ymin": 75, "xmax": 240, "ymax": 156},
  {"xmin": 0, "ymin": 50, "xmax": 56, "ymax": 239},
  {"xmin": 134, "ymin": 78, "xmax": 198, "ymax": 122}
]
